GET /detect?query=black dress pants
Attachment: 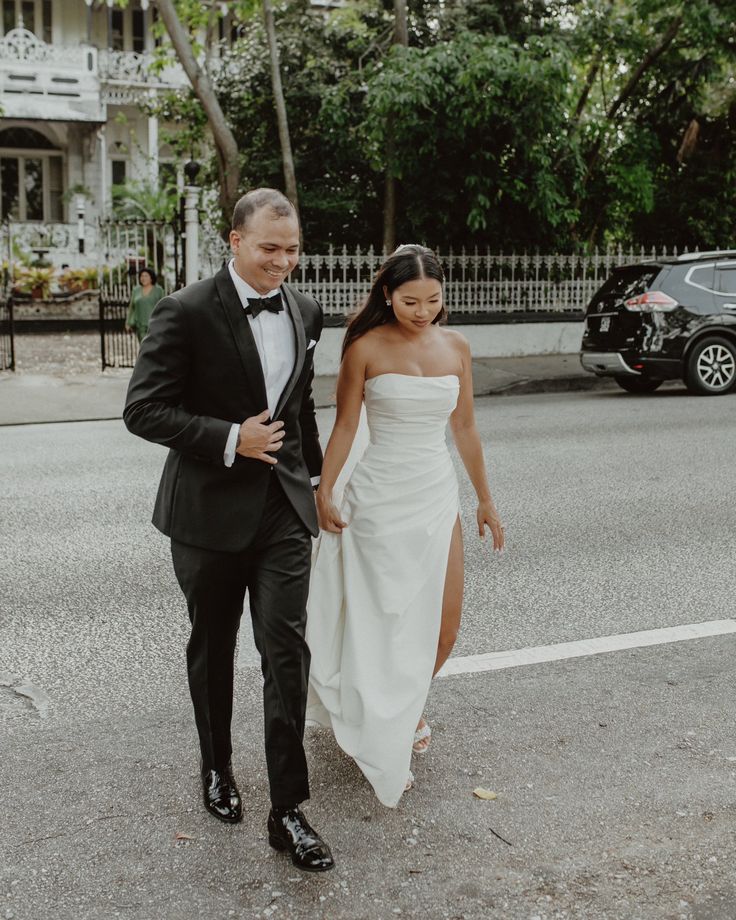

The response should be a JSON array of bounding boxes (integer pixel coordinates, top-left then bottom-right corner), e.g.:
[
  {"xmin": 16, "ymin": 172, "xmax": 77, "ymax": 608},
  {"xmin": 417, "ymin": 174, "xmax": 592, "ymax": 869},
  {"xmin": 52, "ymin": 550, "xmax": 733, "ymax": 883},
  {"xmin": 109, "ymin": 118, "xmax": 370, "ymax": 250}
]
[{"xmin": 171, "ymin": 474, "xmax": 313, "ymax": 808}]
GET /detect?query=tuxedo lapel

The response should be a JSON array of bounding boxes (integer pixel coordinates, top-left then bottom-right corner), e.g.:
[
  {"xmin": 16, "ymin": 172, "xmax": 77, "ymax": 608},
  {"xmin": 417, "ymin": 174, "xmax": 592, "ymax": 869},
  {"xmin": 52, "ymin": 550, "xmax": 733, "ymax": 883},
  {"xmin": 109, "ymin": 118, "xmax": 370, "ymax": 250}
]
[
  {"xmin": 274, "ymin": 283, "xmax": 307, "ymax": 420},
  {"xmin": 214, "ymin": 267, "xmax": 269, "ymax": 412}
]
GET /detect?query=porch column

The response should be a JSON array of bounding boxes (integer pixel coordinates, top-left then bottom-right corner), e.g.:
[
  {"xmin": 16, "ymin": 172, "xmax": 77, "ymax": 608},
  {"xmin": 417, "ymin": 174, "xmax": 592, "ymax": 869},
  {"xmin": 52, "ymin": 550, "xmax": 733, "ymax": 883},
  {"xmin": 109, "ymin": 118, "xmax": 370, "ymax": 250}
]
[
  {"xmin": 184, "ymin": 186, "xmax": 200, "ymax": 285},
  {"xmin": 98, "ymin": 124, "xmax": 107, "ymax": 216},
  {"xmin": 84, "ymin": 0, "xmax": 93, "ymax": 43},
  {"xmin": 147, "ymin": 116, "xmax": 159, "ymax": 183}
]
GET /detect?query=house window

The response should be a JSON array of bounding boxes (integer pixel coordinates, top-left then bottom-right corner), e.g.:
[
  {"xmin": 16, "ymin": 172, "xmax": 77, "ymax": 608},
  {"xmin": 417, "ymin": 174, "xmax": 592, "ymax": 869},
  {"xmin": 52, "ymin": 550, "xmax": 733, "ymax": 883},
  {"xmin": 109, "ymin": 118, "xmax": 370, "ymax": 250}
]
[
  {"xmin": 20, "ymin": 0, "xmax": 33, "ymax": 32},
  {"xmin": 0, "ymin": 128, "xmax": 63, "ymax": 222},
  {"xmin": 107, "ymin": 2, "xmax": 148, "ymax": 52},
  {"xmin": 41, "ymin": 0, "xmax": 50, "ymax": 41},
  {"xmin": 0, "ymin": 156, "xmax": 64, "ymax": 221},
  {"xmin": 132, "ymin": 7, "xmax": 144, "ymax": 52},
  {"xmin": 1, "ymin": 0, "xmax": 49, "ymax": 38},
  {"xmin": 0, "ymin": 158, "xmax": 19, "ymax": 217},
  {"xmin": 110, "ymin": 8, "xmax": 124, "ymax": 50},
  {"xmin": 2, "ymin": 0, "xmax": 15, "ymax": 34},
  {"xmin": 152, "ymin": 4, "xmax": 161, "ymax": 47},
  {"xmin": 111, "ymin": 159, "xmax": 127, "ymax": 187}
]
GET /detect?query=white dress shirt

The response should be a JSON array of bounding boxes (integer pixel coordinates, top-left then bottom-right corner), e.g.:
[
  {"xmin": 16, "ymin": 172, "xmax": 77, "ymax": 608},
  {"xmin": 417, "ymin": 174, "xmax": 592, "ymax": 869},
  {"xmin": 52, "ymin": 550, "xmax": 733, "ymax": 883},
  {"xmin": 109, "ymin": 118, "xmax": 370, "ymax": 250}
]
[{"xmin": 223, "ymin": 260, "xmax": 318, "ymax": 485}]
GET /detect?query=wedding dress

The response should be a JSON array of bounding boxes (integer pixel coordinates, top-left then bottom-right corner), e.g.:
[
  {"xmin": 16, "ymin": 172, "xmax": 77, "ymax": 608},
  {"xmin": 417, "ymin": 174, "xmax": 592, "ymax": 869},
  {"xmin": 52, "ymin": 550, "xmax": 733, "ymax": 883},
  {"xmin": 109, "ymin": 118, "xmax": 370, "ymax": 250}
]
[{"xmin": 306, "ymin": 373, "xmax": 460, "ymax": 807}]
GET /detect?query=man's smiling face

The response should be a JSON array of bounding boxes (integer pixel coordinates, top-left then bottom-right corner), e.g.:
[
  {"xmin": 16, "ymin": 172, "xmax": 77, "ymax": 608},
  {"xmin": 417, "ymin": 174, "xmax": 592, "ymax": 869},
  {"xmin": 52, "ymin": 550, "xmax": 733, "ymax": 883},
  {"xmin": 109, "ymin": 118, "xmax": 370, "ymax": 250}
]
[{"xmin": 229, "ymin": 206, "xmax": 300, "ymax": 295}]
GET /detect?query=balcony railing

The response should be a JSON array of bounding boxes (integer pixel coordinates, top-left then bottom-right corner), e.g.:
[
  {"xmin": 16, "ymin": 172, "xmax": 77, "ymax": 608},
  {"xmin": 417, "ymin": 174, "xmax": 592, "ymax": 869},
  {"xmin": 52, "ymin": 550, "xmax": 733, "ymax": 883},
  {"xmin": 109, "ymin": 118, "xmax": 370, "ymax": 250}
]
[
  {"xmin": 0, "ymin": 26, "xmax": 101, "ymax": 119},
  {"xmin": 98, "ymin": 49, "xmax": 188, "ymax": 92},
  {"xmin": 0, "ymin": 25, "xmax": 97, "ymax": 72},
  {"xmin": 0, "ymin": 27, "xmax": 187, "ymax": 113}
]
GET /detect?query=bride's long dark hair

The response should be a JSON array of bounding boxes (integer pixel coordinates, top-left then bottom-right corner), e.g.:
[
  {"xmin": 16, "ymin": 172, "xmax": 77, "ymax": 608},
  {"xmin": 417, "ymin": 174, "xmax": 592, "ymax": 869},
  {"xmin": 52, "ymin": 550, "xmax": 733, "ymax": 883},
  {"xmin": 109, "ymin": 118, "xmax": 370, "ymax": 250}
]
[{"xmin": 341, "ymin": 245, "xmax": 446, "ymax": 358}]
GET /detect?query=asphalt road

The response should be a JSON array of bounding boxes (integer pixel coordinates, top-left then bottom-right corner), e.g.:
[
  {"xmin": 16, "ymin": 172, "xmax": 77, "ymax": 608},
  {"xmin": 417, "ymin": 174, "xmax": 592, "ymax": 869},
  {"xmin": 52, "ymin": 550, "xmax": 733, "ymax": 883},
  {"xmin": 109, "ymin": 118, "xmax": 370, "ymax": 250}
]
[{"xmin": 2, "ymin": 388, "xmax": 735, "ymax": 920}]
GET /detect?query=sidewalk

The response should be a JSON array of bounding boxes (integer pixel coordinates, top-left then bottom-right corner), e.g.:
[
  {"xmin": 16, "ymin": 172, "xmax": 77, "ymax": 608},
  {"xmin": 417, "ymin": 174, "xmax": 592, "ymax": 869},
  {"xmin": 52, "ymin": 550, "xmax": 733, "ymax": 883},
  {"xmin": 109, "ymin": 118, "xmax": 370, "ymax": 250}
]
[{"xmin": 0, "ymin": 333, "xmax": 611, "ymax": 426}]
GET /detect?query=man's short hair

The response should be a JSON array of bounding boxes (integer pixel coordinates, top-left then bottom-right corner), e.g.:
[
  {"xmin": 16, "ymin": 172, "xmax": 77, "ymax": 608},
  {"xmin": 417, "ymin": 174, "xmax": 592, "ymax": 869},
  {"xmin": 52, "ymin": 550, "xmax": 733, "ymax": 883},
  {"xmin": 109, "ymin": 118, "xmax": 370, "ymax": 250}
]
[{"xmin": 231, "ymin": 188, "xmax": 297, "ymax": 232}]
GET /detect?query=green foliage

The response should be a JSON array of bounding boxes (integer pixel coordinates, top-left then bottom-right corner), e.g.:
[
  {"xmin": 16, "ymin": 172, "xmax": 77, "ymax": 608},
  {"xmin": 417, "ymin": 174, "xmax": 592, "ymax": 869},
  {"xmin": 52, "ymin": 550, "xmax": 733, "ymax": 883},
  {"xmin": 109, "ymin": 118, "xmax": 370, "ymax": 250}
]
[
  {"xmin": 146, "ymin": 0, "xmax": 736, "ymax": 250},
  {"xmin": 361, "ymin": 33, "xmax": 581, "ymax": 247},
  {"xmin": 111, "ymin": 179, "xmax": 178, "ymax": 221},
  {"xmin": 12, "ymin": 265, "xmax": 56, "ymax": 298}
]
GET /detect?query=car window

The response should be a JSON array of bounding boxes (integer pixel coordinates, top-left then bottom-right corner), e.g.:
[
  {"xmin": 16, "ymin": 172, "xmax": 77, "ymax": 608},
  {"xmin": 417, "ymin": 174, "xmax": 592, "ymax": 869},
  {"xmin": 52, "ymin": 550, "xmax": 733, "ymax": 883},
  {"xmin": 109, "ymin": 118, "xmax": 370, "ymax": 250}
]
[
  {"xmin": 715, "ymin": 266, "xmax": 736, "ymax": 295},
  {"xmin": 686, "ymin": 266, "xmax": 714, "ymax": 291},
  {"xmin": 596, "ymin": 267, "xmax": 660, "ymax": 299}
]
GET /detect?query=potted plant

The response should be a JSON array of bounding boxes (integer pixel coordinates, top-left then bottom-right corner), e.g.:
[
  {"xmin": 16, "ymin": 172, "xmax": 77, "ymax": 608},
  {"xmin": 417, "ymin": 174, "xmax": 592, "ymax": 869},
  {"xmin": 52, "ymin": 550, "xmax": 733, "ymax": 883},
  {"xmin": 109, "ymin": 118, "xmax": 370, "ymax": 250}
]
[
  {"xmin": 59, "ymin": 266, "xmax": 99, "ymax": 293},
  {"xmin": 12, "ymin": 265, "xmax": 57, "ymax": 300}
]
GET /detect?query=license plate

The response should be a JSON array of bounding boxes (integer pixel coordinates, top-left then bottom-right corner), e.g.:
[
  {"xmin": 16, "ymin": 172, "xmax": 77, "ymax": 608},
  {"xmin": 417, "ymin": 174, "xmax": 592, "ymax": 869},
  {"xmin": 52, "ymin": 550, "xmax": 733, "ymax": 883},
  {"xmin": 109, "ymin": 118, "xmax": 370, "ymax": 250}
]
[{"xmin": 599, "ymin": 316, "xmax": 611, "ymax": 332}]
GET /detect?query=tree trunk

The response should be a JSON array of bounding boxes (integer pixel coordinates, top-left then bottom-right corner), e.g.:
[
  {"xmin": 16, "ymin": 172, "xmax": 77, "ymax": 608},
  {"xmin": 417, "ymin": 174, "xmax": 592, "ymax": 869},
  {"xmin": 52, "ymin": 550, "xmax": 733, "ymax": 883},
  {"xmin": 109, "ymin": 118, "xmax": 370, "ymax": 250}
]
[
  {"xmin": 382, "ymin": 0, "xmax": 408, "ymax": 253},
  {"xmin": 677, "ymin": 118, "xmax": 700, "ymax": 164},
  {"xmin": 263, "ymin": 0, "xmax": 299, "ymax": 220},
  {"xmin": 571, "ymin": 56, "xmax": 601, "ymax": 129},
  {"xmin": 383, "ymin": 160, "xmax": 396, "ymax": 253},
  {"xmin": 393, "ymin": 0, "xmax": 408, "ymax": 46},
  {"xmin": 155, "ymin": 0, "xmax": 240, "ymax": 226}
]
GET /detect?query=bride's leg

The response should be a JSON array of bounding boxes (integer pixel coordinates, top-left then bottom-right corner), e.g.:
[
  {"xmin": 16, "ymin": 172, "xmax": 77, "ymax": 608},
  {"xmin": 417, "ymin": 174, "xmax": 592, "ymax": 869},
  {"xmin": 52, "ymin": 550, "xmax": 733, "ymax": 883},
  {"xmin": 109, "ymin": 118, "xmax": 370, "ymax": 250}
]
[
  {"xmin": 414, "ymin": 517, "xmax": 464, "ymax": 753},
  {"xmin": 434, "ymin": 516, "xmax": 464, "ymax": 675}
]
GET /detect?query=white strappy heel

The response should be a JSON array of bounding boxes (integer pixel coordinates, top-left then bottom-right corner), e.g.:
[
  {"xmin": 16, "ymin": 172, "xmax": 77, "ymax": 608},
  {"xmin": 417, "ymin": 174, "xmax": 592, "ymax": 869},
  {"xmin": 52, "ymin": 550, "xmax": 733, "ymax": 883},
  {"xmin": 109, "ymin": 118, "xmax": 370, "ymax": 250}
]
[{"xmin": 412, "ymin": 721, "xmax": 432, "ymax": 754}]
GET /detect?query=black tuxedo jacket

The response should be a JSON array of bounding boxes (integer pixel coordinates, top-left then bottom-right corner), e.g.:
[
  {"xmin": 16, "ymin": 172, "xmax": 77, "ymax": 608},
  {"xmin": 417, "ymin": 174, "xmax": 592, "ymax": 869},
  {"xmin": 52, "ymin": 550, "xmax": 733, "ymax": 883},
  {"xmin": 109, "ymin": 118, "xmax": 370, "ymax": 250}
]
[{"xmin": 123, "ymin": 266, "xmax": 323, "ymax": 552}]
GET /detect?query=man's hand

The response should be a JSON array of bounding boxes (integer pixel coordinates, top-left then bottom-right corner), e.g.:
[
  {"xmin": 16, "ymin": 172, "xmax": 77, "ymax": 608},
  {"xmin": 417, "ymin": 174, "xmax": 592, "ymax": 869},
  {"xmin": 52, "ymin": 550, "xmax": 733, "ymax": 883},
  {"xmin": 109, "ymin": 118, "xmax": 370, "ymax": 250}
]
[{"xmin": 236, "ymin": 410, "xmax": 284, "ymax": 465}]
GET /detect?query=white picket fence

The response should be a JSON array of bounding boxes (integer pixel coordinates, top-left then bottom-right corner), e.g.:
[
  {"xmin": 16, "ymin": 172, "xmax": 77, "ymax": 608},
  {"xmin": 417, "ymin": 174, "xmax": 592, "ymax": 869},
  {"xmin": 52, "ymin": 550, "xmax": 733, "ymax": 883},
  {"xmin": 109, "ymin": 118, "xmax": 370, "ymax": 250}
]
[{"xmin": 288, "ymin": 246, "xmax": 700, "ymax": 317}]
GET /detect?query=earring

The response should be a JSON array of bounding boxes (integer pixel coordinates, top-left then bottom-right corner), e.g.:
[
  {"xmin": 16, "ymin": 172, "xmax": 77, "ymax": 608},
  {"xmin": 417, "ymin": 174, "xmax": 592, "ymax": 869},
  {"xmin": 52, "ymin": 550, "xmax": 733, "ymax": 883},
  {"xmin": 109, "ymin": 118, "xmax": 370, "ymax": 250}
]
[{"xmin": 385, "ymin": 299, "xmax": 391, "ymax": 308}]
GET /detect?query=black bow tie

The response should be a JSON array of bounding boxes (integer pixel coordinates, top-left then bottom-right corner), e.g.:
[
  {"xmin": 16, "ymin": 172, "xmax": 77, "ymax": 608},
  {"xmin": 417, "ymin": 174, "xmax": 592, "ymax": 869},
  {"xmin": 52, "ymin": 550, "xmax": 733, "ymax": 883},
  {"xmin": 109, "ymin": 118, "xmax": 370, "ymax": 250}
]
[{"xmin": 245, "ymin": 293, "xmax": 283, "ymax": 318}]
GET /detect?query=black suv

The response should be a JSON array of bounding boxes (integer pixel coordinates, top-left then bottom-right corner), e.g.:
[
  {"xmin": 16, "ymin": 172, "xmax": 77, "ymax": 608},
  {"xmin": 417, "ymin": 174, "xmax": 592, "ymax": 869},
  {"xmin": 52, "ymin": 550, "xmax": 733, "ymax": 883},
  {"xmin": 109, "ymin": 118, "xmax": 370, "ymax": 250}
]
[{"xmin": 580, "ymin": 251, "xmax": 736, "ymax": 395}]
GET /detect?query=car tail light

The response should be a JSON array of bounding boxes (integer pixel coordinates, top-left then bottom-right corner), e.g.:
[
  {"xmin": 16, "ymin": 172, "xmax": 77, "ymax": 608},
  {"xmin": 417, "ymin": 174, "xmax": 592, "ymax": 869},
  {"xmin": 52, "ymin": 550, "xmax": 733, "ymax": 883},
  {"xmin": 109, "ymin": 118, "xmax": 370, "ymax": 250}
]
[{"xmin": 624, "ymin": 291, "xmax": 678, "ymax": 312}]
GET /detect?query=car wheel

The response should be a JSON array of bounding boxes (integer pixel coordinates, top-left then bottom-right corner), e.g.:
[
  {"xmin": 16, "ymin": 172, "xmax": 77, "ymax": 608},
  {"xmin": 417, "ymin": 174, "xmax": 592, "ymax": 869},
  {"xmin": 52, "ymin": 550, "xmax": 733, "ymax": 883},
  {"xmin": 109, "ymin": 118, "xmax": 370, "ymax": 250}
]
[
  {"xmin": 684, "ymin": 336, "xmax": 736, "ymax": 395},
  {"xmin": 613, "ymin": 375, "xmax": 664, "ymax": 394}
]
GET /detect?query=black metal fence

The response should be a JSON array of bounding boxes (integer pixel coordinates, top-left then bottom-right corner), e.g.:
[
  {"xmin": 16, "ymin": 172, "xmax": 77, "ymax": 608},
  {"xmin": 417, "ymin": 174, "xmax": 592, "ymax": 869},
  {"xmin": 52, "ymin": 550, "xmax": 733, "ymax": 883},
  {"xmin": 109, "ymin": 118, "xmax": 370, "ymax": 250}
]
[
  {"xmin": 0, "ymin": 294, "xmax": 14, "ymax": 371},
  {"xmin": 1, "ymin": 218, "xmax": 14, "ymax": 371},
  {"xmin": 98, "ymin": 218, "xmax": 181, "ymax": 369}
]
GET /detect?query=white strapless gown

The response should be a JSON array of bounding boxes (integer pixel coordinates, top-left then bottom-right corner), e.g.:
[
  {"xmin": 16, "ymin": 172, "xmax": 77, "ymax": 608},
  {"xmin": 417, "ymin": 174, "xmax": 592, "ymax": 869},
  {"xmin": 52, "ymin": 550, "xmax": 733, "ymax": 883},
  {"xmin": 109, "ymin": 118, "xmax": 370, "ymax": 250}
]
[{"xmin": 306, "ymin": 373, "xmax": 460, "ymax": 807}]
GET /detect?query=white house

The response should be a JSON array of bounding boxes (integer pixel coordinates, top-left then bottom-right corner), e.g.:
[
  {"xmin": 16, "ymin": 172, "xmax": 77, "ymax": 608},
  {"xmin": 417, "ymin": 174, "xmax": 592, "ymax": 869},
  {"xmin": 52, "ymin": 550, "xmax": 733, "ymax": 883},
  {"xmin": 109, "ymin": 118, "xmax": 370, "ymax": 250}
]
[
  {"xmin": 0, "ymin": 0, "xmax": 190, "ymax": 266},
  {"xmin": 0, "ymin": 0, "xmax": 346, "ymax": 270}
]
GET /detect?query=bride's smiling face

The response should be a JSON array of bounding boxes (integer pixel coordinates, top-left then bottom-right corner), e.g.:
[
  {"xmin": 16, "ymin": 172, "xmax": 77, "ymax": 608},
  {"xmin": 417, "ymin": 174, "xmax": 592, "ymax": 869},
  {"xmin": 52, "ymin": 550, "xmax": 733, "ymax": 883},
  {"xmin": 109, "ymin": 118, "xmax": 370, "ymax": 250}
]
[{"xmin": 384, "ymin": 278, "xmax": 443, "ymax": 332}]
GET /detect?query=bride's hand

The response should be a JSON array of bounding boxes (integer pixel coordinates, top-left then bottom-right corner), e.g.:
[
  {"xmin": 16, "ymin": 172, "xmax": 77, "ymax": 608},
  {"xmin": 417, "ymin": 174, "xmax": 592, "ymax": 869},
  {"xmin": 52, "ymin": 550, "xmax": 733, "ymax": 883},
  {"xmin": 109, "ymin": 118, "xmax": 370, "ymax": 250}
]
[
  {"xmin": 316, "ymin": 490, "xmax": 348, "ymax": 534},
  {"xmin": 477, "ymin": 500, "xmax": 504, "ymax": 552}
]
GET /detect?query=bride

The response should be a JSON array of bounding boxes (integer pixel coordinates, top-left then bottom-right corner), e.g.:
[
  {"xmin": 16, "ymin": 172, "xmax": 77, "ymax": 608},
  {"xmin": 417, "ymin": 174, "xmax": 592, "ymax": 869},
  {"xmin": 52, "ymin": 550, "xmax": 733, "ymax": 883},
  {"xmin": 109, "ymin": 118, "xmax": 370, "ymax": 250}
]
[{"xmin": 306, "ymin": 244, "xmax": 505, "ymax": 807}]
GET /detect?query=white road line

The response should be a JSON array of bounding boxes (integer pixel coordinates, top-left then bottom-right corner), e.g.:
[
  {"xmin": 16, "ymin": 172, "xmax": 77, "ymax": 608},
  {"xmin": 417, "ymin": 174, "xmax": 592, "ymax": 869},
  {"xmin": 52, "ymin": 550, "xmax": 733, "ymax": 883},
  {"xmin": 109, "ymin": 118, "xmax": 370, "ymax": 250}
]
[{"xmin": 436, "ymin": 619, "xmax": 736, "ymax": 678}]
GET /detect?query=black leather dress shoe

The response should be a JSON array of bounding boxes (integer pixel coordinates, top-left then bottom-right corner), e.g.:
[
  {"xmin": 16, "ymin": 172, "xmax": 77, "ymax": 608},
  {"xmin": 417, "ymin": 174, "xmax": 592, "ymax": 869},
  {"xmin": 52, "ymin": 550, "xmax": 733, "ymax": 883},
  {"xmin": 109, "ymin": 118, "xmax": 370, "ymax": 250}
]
[
  {"xmin": 202, "ymin": 763, "xmax": 242, "ymax": 823},
  {"xmin": 268, "ymin": 807, "xmax": 334, "ymax": 872}
]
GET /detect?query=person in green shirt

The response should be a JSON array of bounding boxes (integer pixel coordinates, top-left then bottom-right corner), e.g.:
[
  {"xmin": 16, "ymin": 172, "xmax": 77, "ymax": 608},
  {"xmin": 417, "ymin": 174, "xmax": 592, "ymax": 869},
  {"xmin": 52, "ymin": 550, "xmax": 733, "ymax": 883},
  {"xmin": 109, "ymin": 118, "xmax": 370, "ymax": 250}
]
[{"xmin": 125, "ymin": 267, "xmax": 165, "ymax": 342}]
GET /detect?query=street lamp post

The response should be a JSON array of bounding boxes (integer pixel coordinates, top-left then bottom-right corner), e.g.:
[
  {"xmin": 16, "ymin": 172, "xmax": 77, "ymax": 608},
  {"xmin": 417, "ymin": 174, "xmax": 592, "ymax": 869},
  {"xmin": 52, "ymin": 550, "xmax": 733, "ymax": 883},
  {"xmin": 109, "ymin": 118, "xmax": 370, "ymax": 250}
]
[
  {"xmin": 76, "ymin": 195, "xmax": 86, "ymax": 255},
  {"xmin": 183, "ymin": 159, "xmax": 200, "ymax": 287}
]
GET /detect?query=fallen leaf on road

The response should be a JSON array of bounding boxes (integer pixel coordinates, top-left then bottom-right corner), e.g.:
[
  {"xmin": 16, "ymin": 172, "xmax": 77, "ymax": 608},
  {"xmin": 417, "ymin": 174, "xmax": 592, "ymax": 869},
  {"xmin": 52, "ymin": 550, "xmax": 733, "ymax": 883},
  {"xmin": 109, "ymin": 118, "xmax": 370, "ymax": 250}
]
[
  {"xmin": 174, "ymin": 832, "xmax": 194, "ymax": 841},
  {"xmin": 472, "ymin": 788, "xmax": 498, "ymax": 800}
]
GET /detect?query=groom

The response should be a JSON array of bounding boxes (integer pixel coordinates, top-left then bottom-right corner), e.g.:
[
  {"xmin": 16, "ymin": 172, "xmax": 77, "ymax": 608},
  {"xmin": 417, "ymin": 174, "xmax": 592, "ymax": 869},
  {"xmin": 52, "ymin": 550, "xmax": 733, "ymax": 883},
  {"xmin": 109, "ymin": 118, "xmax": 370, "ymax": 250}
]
[{"xmin": 123, "ymin": 188, "xmax": 333, "ymax": 872}]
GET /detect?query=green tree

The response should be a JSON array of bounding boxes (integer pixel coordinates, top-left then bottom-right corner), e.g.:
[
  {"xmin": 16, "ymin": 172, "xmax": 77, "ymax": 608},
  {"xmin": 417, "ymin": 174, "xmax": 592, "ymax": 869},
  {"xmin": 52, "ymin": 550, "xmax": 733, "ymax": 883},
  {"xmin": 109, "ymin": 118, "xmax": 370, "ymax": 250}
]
[
  {"xmin": 154, "ymin": 0, "xmax": 242, "ymax": 223},
  {"xmin": 132, "ymin": 0, "xmax": 736, "ymax": 250},
  {"xmin": 111, "ymin": 179, "xmax": 178, "ymax": 220},
  {"xmin": 362, "ymin": 31, "xmax": 580, "ymax": 248}
]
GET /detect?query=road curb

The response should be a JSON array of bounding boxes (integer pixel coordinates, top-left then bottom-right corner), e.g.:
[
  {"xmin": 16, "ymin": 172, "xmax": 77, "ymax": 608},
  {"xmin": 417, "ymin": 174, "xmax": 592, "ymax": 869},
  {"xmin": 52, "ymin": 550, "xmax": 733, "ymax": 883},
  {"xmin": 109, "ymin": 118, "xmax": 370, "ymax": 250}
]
[{"xmin": 478, "ymin": 374, "xmax": 617, "ymax": 398}]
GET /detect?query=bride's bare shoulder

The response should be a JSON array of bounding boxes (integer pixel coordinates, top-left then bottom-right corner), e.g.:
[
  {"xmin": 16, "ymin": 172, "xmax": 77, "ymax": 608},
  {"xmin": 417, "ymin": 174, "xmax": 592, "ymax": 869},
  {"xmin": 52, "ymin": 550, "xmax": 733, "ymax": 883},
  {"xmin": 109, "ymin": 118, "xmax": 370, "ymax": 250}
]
[
  {"xmin": 344, "ymin": 327, "xmax": 387, "ymax": 357},
  {"xmin": 439, "ymin": 326, "xmax": 471, "ymax": 354},
  {"xmin": 341, "ymin": 331, "xmax": 379, "ymax": 373}
]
